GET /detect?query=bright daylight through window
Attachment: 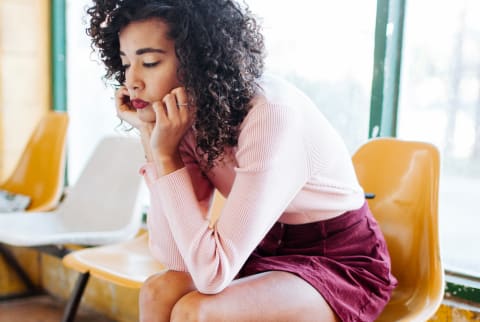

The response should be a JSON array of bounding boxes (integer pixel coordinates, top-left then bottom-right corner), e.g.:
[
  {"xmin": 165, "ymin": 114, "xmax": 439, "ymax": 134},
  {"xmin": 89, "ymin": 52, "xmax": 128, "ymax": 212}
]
[{"xmin": 398, "ymin": 0, "xmax": 480, "ymax": 277}]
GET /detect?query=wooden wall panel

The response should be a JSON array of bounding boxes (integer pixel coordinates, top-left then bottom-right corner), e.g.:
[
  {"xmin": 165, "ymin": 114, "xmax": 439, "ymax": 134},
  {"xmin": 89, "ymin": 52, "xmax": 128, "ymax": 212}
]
[{"xmin": 0, "ymin": 0, "xmax": 51, "ymax": 182}]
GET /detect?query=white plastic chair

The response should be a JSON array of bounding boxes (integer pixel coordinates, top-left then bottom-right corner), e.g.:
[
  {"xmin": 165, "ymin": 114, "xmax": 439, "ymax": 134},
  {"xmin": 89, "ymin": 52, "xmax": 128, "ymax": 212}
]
[
  {"xmin": 0, "ymin": 136, "xmax": 146, "ymax": 247},
  {"xmin": 0, "ymin": 136, "xmax": 146, "ymax": 311}
]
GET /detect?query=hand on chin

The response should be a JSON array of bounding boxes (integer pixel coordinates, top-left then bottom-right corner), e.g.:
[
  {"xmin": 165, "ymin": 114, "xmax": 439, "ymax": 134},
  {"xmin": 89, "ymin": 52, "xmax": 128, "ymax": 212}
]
[{"xmin": 137, "ymin": 108, "xmax": 157, "ymax": 123}]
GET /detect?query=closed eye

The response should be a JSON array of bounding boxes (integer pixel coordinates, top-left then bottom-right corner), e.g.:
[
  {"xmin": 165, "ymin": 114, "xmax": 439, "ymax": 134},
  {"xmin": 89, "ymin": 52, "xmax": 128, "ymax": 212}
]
[{"xmin": 144, "ymin": 62, "xmax": 160, "ymax": 68}]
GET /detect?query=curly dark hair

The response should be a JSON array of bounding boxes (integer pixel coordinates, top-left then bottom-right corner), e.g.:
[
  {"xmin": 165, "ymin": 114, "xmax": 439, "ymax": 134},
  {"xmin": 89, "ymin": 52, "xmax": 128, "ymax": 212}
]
[{"xmin": 86, "ymin": 0, "xmax": 265, "ymax": 170}]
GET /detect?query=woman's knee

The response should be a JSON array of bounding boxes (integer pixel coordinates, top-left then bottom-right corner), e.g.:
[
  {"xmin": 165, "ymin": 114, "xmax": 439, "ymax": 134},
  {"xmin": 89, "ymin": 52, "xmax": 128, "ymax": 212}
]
[
  {"xmin": 170, "ymin": 292, "xmax": 216, "ymax": 322},
  {"xmin": 139, "ymin": 271, "xmax": 194, "ymax": 309},
  {"xmin": 140, "ymin": 273, "xmax": 168, "ymax": 305}
]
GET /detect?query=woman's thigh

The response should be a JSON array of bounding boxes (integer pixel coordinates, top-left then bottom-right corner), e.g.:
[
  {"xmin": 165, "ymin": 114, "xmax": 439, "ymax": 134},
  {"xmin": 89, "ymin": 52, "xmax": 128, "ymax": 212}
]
[{"xmin": 171, "ymin": 271, "xmax": 339, "ymax": 322}]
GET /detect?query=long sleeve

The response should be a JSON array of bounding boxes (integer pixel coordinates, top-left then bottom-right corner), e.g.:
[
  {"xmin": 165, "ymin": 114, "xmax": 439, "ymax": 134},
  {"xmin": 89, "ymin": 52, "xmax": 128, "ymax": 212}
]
[
  {"xmin": 149, "ymin": 103, "xmax": 308, "ymax": 294},
  {"xmin": 141, "ymin": 134, "xmax": 215, "ymax": 272}
]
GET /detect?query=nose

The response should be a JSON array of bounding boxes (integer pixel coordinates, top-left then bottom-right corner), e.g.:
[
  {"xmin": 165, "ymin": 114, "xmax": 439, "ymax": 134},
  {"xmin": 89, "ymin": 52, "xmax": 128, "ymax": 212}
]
[{"xmin": 124, "ymin": 65, "xmax": 144, "ymax": 93}]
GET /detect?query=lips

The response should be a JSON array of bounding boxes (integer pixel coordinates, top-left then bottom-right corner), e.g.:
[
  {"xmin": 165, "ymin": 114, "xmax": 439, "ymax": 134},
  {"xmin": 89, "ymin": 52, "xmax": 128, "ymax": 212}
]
[{"xmin": 130, "ymin": 99, "xmax": 149, "ymax": 110}]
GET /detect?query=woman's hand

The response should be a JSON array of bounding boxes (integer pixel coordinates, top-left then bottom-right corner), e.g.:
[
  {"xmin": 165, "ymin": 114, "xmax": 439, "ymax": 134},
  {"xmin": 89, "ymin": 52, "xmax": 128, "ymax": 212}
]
[
  {"xmin": 149, "ymin": 87, "xmax": 195, "ymax": 175},
  {"xmin": 115, "ymin": 86, "xmax": 143, "ymax": 129}
]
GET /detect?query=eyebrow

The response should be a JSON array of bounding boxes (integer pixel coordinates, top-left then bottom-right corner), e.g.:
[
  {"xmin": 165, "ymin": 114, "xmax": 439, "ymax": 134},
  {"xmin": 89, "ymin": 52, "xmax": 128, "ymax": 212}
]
[{"xmin": 119, "ymin": 48, "xmax": 167, "ymax": 56}]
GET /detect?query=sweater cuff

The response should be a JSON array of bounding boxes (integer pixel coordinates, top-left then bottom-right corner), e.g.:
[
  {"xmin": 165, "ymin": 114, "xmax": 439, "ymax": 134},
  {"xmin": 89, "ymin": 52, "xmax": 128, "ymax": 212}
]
[{"xmin": 139, "ymin": 162, "xmax": 159, "ymax": 187}]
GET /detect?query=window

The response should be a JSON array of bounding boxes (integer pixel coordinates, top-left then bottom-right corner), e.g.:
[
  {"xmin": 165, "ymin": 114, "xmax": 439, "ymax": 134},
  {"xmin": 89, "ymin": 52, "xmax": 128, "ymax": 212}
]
[
  {"xmin": 67, "ymin": 0, "xmax": 125, "ymax": 183},
  {"xmin": 397, "ymin": 0, "xmax": 480, "ymax": 277},
  {"xmin": 245, "ymin": 0, "xmax": 377, "ymax": 152},
  {"xmin": 67, "ymin": 1, "xmax": 377, "ymax": 185}
]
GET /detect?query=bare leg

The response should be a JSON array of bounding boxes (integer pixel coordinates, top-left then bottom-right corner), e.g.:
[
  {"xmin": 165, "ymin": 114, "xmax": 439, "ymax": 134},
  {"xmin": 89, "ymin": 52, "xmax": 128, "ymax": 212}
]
[
  {"xmin": 139, "ymin": 270, "xmax": 195, "ymax": 322},
  {"xmin": 170, "ymin": 271, "xmax": 340, "ymax": 322}
]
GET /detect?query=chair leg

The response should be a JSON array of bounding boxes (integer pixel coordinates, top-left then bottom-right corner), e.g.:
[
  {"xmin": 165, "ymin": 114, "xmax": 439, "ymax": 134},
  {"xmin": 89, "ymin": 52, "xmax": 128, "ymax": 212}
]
[
  {"xmin": 0, "ymin": 244, "xmax": 42, "ymax": 299},
  {"xmin": 61, "ymin": 272, "xmax": 90, "ymax": 322}
]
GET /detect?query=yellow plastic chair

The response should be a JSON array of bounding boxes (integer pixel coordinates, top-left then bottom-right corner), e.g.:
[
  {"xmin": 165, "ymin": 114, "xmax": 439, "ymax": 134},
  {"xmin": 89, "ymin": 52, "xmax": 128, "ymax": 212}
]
[
  {"xmin": 352, "ymin": 137, "xmax": 444, "ymax": 322},
  {"xmin": 64, "ymin": 232, "xmax": 162, "ymax": 287},
  {"xmin": 0, "ymin": 111, "xmax": 69, "ymax": 212},
  {"xmin": 62, "ymin": 191, "xmax": 225, "ymax": 322}
]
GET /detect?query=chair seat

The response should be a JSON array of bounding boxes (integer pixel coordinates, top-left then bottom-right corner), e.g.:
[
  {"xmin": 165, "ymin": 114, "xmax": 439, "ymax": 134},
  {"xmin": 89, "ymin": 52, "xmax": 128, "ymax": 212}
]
[
  {"xmin": 62, "ymin": 191, "xmax": 226, "ymax": 289},
  {"xmin": 376, "ymin": 288, "xmax": 443, "ymax": 321},
  {"xmin": 0, "ymin": 212, "xmax": 142, "ymax": 246},
  {"xmin": 63, "ymin": 233, "xmax": 165, "ymax": 288}
]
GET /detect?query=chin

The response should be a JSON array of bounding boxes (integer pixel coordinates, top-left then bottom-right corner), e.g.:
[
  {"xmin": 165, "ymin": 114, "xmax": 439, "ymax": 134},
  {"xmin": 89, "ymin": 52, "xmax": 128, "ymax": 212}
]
[{"xmin": 137, "ymin": 109, "xmax": 156, "ymax": 123}]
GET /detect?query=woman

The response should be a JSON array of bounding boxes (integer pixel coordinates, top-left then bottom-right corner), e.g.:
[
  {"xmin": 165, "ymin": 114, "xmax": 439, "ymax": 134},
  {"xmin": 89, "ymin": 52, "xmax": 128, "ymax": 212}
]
[{"xmin": 86, "ymin": 0, "xmax": 397, "ymax": 321}]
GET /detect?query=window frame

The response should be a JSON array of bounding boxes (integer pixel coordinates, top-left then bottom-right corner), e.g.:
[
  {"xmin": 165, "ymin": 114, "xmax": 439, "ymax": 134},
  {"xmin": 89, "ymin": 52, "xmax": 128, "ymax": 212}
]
[{"xmin": 371, "ymin": 0, "xmax": 480, "ymax": 303}]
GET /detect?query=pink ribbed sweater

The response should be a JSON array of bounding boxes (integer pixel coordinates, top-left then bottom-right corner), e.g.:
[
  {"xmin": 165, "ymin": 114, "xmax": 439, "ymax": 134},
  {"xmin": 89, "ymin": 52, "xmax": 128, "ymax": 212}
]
[{"xmin": 140, "ymin": 74, "xmax": 365, "ymax": 294}]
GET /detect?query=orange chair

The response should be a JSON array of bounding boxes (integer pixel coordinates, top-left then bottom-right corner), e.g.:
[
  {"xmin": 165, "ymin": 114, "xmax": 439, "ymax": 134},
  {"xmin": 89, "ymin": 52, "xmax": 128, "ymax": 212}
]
[
  {"xmin": 0, "ymin": 111, "xmax": 69, "ymax": 212},
  {"xmin": 352, "ymin": 138, "xmax": 444, "ymax": 322}
]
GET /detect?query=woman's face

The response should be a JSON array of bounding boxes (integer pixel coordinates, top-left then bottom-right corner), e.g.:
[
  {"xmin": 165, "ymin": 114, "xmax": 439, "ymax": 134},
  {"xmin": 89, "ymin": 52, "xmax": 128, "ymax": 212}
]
[{"xmin": 119, "ymin": 18, "xmax": 181, "ymax": 122}]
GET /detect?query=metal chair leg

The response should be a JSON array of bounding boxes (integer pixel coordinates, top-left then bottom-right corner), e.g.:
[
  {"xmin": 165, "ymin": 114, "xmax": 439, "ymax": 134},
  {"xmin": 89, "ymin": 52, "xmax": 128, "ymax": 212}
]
[{"xmin": 61, "ymin": 271, "xmax": 90, "ymax": 322}]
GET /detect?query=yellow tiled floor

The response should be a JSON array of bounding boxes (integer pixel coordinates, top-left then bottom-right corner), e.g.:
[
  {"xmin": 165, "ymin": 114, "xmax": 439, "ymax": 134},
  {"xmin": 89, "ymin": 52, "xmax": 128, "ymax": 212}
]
[{"xmin": 0, "ymin": 295, "xmax": 115, "ymax": 322}]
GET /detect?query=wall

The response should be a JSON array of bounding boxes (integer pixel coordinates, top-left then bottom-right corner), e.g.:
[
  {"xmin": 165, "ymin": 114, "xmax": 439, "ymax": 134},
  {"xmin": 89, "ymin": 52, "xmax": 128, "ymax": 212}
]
[{"xmin": 0, "ymin": 0, "xmax": 50, "ymax": 182}]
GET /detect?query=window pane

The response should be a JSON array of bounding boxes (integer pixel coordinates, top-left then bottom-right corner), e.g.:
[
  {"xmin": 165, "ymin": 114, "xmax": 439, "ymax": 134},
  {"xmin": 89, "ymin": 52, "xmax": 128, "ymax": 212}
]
[
  {"xmin": 67, "ymin": 0, "xmax": 125, "ymax": 184},
  {"xmin": 67, "ymin": 0, "xmax": 376, "ymax": 183},
  {"xmin": 398, "ymin": 0, "xmax": 480, "ymax": 276},
  {"xmin": 245, "ymin": 0, "xmax": 376, "ymax": 152}
]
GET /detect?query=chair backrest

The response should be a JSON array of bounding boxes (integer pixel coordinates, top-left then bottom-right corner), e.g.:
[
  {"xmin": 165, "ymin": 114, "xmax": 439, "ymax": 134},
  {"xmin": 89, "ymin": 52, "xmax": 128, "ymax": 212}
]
[
  {"xmin": 352, "ymin": 138, "xmax": 444, "ymax": 321},
  {"xmin": 1, "ymin": 112, "xmax": 68, "ymax": 211},
  {"xmin": 56, "ymin": 136, "xmax": 146, "ymax": 242}
]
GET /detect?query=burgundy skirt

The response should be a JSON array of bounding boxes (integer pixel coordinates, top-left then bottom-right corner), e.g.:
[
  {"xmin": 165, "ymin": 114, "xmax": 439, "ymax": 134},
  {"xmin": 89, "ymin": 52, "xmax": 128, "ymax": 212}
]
[{"xmin": 238, "ymin": 201, "xmax": 397, "ymax": 322}]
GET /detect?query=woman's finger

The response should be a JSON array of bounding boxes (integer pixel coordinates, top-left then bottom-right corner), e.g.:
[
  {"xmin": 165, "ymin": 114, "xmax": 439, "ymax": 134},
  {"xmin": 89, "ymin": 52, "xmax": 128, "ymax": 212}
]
[
  {"xmin": 171, "ymin": 87, "xmax": 189, "ymax": 107},
  {"xmin": 163, "ymin": 93, "xmax": 181, "ymax": 122},
  {"xmin": 152, "ymin": 101, "xmax": 168, "ymax": 124},
  {"xmin": 171, "ymin": 87, "xmax": 194, "ymax": 122},
  {"xmin": 115, "ymin": 86, "xmax": 142, "ymax": 128},
  {"xmin": 115, "ymin": 86, "xmax": 131, "ymax": 110}
]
